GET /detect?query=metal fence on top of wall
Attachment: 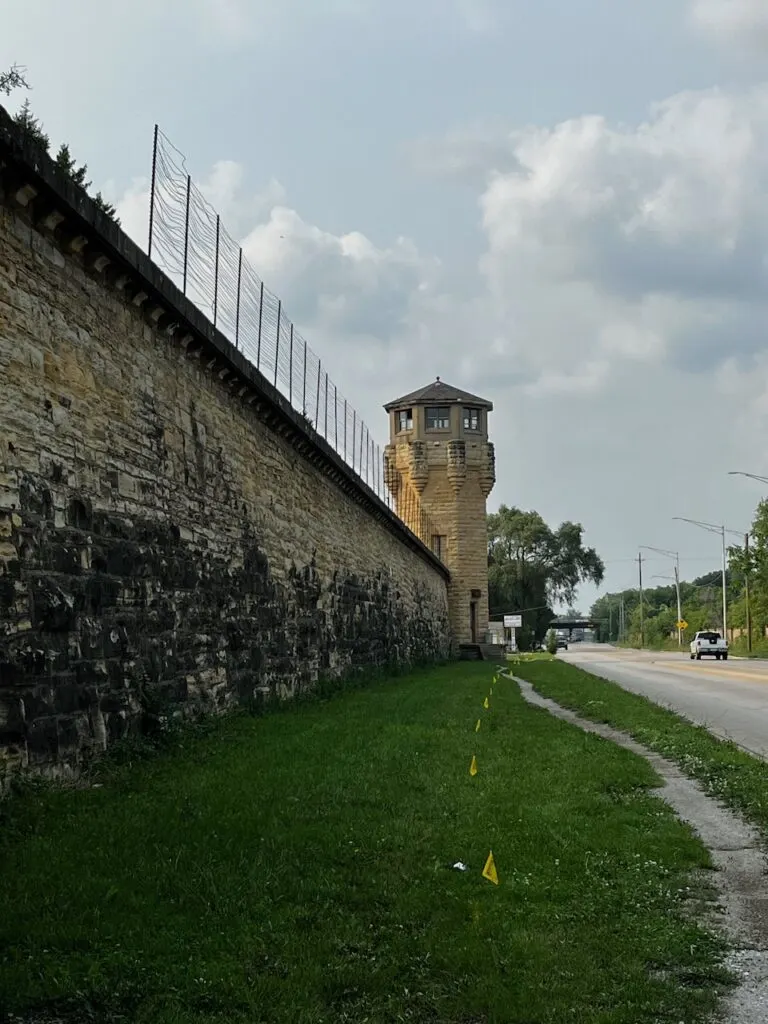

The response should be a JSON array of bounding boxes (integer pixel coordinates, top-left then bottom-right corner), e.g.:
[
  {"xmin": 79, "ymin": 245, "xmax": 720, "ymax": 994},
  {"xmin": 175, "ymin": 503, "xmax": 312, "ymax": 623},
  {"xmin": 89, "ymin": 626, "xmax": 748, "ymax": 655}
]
[{"xmin": 146, "ymin": 126, "xmax": 444, "ymax": 561}]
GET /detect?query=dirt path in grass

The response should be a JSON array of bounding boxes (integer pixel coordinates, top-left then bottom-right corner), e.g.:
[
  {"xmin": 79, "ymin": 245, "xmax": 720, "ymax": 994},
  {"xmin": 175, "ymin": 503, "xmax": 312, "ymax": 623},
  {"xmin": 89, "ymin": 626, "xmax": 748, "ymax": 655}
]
[{"xmin": 512, "ymin": 674, "xmax": 768, "ymax": 1024}]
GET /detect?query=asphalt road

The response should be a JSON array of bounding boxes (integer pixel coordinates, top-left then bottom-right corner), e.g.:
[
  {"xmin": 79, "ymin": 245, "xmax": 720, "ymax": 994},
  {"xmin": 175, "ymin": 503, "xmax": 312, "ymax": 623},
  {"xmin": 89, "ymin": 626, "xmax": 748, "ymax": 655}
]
[{"xmin": 561, "ymin": 644, "xmax": 768, "ymax": 758}]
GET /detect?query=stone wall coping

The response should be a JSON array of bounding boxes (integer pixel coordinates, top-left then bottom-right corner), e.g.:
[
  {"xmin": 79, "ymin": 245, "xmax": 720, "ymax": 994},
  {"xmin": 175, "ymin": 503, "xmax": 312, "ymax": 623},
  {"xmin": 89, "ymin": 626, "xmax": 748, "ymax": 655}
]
[{"xmin": 0, "ymin": 103, "xmax": 448, "ymax": 579}]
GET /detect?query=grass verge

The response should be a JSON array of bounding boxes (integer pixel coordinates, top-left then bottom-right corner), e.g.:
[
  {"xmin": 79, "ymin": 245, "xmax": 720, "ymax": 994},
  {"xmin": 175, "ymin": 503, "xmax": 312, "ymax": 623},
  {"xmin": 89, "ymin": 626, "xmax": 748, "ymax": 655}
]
[
  {"xmin": 0, "ymin": 662, "xmax": 729, "ymax": 1024},
  {"xmin": 515, "ymin": 657, "xmax": 768, "ymax": 839},
  {"xmin": 728, "ymin": 637, "xmax": 768, "ymax": 659}
]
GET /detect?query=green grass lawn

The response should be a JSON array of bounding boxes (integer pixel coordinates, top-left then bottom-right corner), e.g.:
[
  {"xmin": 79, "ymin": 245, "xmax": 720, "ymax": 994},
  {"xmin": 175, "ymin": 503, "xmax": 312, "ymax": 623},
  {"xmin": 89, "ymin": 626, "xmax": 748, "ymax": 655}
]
[
  {"xmin": 516, "ymin": 657, "xmax": 768, "ymax": 841},
  {"xmin": 0, "ymin": 663, "xmax": 730, "ymax": 1024}
]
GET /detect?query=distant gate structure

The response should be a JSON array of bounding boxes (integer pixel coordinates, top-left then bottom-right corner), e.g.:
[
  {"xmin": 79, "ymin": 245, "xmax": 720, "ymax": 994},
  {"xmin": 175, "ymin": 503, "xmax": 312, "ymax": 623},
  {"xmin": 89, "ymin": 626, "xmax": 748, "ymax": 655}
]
[{"xmin": 549, "ymin": 617, "xmax": 599, "ymax": 639}]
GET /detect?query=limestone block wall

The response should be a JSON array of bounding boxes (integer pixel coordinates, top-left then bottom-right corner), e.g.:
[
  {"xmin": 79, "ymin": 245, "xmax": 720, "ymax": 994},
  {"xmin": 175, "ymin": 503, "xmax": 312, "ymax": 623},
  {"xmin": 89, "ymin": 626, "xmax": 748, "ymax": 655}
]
[{"xmin": 0, "ymin": 113, "xmax": 450, "ymax": 791}]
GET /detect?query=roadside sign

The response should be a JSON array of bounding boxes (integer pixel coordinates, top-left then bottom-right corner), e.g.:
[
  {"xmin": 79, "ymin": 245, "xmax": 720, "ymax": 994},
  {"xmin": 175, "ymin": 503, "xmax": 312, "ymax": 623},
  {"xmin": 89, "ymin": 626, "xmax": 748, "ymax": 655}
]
[
  {"xmin": 676, "ymin": 620, "xmax": 688, "ymax": 631},
  {"xmin": 504, "ymin": 614, "xmax": 523, "ymax": 628}
]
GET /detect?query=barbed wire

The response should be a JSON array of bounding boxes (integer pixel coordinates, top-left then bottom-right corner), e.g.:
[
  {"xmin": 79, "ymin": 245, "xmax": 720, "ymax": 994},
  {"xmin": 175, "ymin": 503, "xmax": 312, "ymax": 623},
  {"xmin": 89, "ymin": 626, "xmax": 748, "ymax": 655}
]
[{"xmin": 147, "ymin": 127, "xmax": 443, "ymax": 560}]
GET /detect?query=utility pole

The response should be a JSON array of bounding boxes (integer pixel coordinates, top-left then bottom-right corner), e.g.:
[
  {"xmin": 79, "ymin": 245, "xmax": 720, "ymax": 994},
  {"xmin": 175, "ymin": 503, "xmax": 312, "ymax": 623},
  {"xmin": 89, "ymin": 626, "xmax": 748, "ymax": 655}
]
[
  {"xmin": 673, "ymin": 560, "xmax": 682, "ymax": 647},
  {"xmin": 638, "ymin": 553, "xmax": 644, "ymax": 649},
  {"xmin": 745, "ymin": 532, "xmax": 752, "ymax": 654},
  {"xmin": 720, "ymin": 524, "xmax": 727, "ymax": 642},
  {"xmin": 673, "ymin": 518, "xmax": 742, "ymax": 645},
  {"xmin": 641, "ymin": 546, "xmax": 682, "ymax": 647}
]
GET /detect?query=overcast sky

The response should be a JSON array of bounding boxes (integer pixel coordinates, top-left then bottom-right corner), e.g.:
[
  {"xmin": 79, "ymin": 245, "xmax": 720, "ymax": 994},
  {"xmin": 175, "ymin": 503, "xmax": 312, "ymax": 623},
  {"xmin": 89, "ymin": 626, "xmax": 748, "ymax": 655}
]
[{"xmin": 6, "ymin": 0, "xmax": 768, "ymax": 608}]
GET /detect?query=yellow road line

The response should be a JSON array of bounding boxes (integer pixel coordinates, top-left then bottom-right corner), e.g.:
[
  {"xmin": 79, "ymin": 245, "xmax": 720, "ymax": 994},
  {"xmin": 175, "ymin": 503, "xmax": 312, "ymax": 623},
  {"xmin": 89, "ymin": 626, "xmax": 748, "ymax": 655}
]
[
  {"xmin": 571, "ymin": 651, "xmax": 768, "ymax": 684},
  {"xmin": 645, "ymin": 661, "xmax": 768, "ymax": 684}
]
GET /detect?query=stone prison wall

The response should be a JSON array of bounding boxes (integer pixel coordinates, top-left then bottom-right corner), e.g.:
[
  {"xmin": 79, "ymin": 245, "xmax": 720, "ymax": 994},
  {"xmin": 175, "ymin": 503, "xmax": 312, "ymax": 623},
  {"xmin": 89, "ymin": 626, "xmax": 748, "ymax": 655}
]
[{"xmin": 0, "ymin": 107, "xmax": 450, "ymax": 792}]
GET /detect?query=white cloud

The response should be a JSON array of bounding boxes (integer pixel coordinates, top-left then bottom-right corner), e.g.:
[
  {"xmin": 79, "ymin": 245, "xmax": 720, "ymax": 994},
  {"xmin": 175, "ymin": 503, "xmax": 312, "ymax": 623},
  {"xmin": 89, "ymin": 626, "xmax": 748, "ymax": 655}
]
[
  {"xmin": 241, "ymin": 208, "xmax": 434, "ymax": 340},
  {"xmin": 115, "ymin": 81, "xmax": 768, "ymax": 409},
  {"xmin": 110, "ymin": 80, "xmax": 768, "ymax": 418},
  {"xmin": 112, "ymin": 161, "xmax": 286, "ymax": 253},
  {"xmin": 690, "ymin": 0, "xmax": 768, "ymax": 51},
  {"xmin": 111, "ymin": 177, "xmax": 150, "ymax": 250},
  {"xmin": 407, "ymin": 119, "xmax": 518, "ymax": 184},
  {"xmin": 110, "ymin": 153, "xmax": 435, "ymax": 407},
  {"xmin": 465, "ymin": 85, "xmax": 768, "ymax": 392}
]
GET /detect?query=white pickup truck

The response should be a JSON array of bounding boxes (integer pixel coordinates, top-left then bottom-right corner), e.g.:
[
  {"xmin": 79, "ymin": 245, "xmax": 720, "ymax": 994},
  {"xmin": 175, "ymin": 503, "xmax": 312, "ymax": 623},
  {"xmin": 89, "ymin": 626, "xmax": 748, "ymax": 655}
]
[{"xmin": 689, "ymin": 630, "xmax": 728, "ymax": 661}]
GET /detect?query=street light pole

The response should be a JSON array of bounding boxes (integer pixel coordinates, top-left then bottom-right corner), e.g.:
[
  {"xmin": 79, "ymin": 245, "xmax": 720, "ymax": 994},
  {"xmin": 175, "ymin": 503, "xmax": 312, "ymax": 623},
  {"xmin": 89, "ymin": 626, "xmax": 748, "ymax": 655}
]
[
  {"xmin": 673, "ymin": 518, "xmax": 726, "ymax": 638},
  {"xmin": 673, "ymin": 517, "xmax": 743, "ymax": 644},
  {"xmin": 721, "ymin": 524, "xmax": 727, "ymax": 641},
  {"xmin": 674, "ymin": 560, "xmax": 682, "ymax": 645},
  {"xmin": 640, "ymin": 546, "xmax": 682, "ymax": 646},
  {"xmin": 728, "ymin": 473, "xmax": 765, "ymax": 651},
  {"xmin": 651, "ymin": 572, "xmax": 683, "ymax": 648},
  {"xmin": 745, "ymin": 532, "xmax": 752, "ymax": 654},
  {"xmin": 638, "ymin": 552, "xmax": 644, "ymax": 648}
]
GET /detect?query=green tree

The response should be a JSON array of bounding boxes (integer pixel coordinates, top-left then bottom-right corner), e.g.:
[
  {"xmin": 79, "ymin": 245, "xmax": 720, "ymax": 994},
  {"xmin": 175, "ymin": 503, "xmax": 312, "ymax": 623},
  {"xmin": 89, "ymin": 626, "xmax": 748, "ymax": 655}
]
[
  {"xmin": 55, "ymin": 143, "xmax": 90, "ymax": 189},
  {"xmin": 92, "ymin": 191, "xmax": 119, "ymax": 222},
  {"xmin": 14, "ymin": 98, "xmax": 49, "ymax": 150},
  {"xmin": 729, "ymin": 501, "xmax": 768, "ymax": 640},
  {"xmin": 54, "ymin": 144, "xmax": 119, "ymax": 222},
  {"xmin": 0, "ymin": 63, "xmax": 28, "ymax": 96},
  {"xmin": 487, "ymin": 506, "xmax": 604, "ymax": 642}
]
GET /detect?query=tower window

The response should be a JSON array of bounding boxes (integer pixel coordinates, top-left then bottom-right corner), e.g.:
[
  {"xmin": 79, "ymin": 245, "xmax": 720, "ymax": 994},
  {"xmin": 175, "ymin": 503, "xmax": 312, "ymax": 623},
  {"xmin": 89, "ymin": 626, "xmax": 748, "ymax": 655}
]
[
  {"xmin": 425, "ymin": 406, "xmax": 451, "ymax": 430},
  {"xmin": 463, "ymin": 407, "xmax": 480, "ymax": 431},
  {"xmin": 396, "ymin": 408, "xmax": 413, "ymax": 432},
  {"xmin": 431, "ymin": 534, "xmax": 446, "ymax": 560}
]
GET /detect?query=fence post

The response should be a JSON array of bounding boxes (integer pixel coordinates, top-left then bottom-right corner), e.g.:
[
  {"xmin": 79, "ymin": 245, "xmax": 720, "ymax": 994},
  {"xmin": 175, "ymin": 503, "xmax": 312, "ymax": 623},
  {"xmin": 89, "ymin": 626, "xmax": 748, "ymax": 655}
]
[
  {"xmin": 256, "ymin": 281, "xmax": 264, "ymax": 369},
  {"xmin": 274, "ymin": 300, "xmax": 281, "ymax": 388},
  {"xmin": 182, "ymin": 175, "xmax": 191, "ymax": 294},
  {"xmin": 148, "ymin": 124, "xmax": 158, "ymax": 258},
  {"xmin": 359, "ymin": 422, "xmax": 364, "ymax": 478},
  {"xmin": 324, "ymin": 373, "xmax": 329, "ymax": 438},
  {"xmin": 235, "ymin": 248, "xmax": 242, "ymax": 349},
  {"xmin": 344, "ymin": 400, "xmax": 348, "ymax": 461},
  {"xmin": 213, "ymin": 215, "xmax": 220, "ymax": 328},
  {"xmin": 352, "ymin": 411, "xmax": 356, "ymax": 472},
  {"xmin": 302, "ymin": 339, "xmax": 307, "ymax": 416},
  {"xmin": 334, "ymin": 386, "xmax": 338, "ymax": 450},
  {"xmin": 315, "ymin": 360, "xmax": 321, "ymax": 429},
  {"xmin": 289, "ymin": 324, "xmax": 294, "ymax": 406}
]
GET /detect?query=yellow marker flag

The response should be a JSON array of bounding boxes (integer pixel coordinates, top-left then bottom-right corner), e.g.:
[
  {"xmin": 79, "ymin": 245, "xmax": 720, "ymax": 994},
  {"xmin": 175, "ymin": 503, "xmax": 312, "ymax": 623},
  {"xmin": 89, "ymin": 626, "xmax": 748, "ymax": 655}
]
[
  {"xmin": 483, "ymin": 696, "xmax": 489, "ymax": 709},
  {"xmin": 482, "ymin": 851, "xmax": 499, "ymax": 885},
  {"xmin": 475, "ymin": 718, "xmax": 481, "ymax": 733},
  {"xmin": 470, "ymin": 754, "xmax": 478, "ymax": 776}
]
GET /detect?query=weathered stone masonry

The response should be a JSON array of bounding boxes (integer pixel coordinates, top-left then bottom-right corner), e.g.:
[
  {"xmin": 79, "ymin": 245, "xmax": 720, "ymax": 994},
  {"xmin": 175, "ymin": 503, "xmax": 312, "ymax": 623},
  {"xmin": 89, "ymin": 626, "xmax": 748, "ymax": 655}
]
[{"xmin": 0, "ymin": 107, "xmax": 450, "ymax": 791}]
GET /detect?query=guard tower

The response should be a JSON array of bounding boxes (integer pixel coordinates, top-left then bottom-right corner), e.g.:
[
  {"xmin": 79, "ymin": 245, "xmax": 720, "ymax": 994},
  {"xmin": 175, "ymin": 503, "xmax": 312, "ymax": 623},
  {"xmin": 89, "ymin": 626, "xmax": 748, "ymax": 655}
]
[{"xmin": 383, "ymin": 377, "xmax": 495, "ymax": 644}]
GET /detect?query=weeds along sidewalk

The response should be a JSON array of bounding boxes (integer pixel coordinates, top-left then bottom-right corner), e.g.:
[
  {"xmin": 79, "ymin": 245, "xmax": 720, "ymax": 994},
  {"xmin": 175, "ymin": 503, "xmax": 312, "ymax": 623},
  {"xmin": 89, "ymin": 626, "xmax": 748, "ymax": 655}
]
[
  {"xmin": 0, "ymin": 662, "xmax": 728, "ymax": 1023},
  {"xmin": 514, "ymin": 656, "xmax": 768, "ymax": 841}
]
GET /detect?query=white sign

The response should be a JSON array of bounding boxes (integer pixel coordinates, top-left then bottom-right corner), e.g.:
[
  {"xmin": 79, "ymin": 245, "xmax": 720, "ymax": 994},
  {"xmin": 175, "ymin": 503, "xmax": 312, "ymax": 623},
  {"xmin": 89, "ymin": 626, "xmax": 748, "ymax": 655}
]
[{"xmin": 504, "ymin": 614, "xmax": 523, "ymax": 628}]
